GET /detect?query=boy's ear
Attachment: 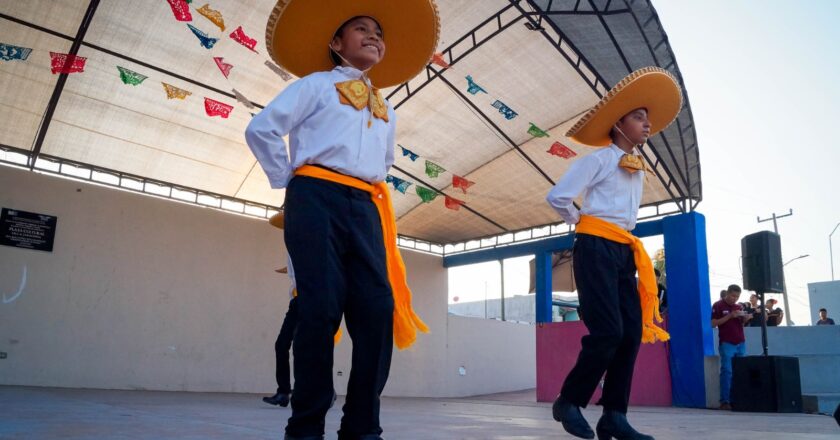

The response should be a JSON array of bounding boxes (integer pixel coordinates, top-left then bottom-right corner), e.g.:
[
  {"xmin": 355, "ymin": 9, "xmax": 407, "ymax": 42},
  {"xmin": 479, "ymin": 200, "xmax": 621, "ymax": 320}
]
[{"xmin": 329, "ymin": 37, "xmax": 341, "ymax": 52}]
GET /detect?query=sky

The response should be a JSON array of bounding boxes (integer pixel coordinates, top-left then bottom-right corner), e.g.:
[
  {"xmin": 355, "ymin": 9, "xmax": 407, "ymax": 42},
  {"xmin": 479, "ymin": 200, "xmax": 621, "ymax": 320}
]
[{"xmin": 449, "ymin": 0, "xmax": 840, "ymax": 326}]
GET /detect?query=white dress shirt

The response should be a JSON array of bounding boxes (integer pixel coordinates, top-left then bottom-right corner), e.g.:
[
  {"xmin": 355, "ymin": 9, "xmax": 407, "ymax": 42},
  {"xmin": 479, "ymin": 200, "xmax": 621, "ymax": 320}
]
[
  {"xmin": 546, "ymin": 144, "xmax": 644, "ymax": 231},
  {"xmin": 245, "ymin": 66, "xmax": 397, "ymax": 189}
]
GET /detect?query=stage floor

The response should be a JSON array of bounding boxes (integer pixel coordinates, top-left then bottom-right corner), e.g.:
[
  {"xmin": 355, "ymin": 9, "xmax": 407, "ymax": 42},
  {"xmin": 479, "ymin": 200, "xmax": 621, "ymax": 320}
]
[{"xmin": 2, "ymin": 386, "xmax": 836, "ymax": 439}]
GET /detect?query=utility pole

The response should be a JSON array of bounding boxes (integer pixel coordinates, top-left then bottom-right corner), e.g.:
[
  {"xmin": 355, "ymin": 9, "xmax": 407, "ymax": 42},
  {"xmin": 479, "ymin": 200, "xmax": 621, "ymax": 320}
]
[
  {"xmin": 499, "ymin": 259, "xmax": 506, "ymax": 322},
  {"xmin": 757, "ymin": 209, "xmax": 793, "ymax": 326}
]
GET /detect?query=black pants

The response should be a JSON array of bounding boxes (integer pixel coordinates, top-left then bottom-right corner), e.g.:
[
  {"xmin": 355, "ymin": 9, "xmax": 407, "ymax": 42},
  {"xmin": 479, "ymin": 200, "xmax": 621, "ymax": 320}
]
[
  {"xmin": 560, "ymin": 233, "xmax": 642, "ymax": 414},
  {"xmin": 274, "ymin": 296, "xmax": 298, "ymax": 394},
  {"xmin": 284, "ymin": 176, "xmax": 394, "ymax": 439}
]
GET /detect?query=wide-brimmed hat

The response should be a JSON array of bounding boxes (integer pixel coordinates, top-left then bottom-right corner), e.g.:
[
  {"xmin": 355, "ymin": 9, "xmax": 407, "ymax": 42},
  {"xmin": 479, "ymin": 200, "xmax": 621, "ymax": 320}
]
[
  {"xmin": 266, "ymin": 0, "xmax": 440, "ymax": 88},
  {"xmin": 566, "ymin": 67, "xmax": 683, "ymax": 147},
  {"xmin": 268, "ymin": 212, "xmax": 285, "ymax": 230}
]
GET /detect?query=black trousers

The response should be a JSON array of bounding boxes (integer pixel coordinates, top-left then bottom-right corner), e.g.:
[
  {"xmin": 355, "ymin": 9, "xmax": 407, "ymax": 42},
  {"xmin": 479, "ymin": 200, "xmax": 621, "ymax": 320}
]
[
  {"xmin": 274, "ymin": 296, "xmax": 298, "ymax": 394},
  {"xmin": 560, "ymin": 233, "xmax": 642, "ymax": 414},
  {"xmin": 284, "ymin": 176, "xmax": 394, "ymax": 439}
]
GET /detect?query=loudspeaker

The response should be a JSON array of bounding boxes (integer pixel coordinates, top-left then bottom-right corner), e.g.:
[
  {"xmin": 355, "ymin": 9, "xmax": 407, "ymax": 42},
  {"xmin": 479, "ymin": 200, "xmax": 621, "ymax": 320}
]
[
  {"xmin": 741, "ymin": 231, "xmax": 784, "ymax": 293},
  {"xmin": 731, "ymin": 356, "xmax": 802, "ymax": 413}
]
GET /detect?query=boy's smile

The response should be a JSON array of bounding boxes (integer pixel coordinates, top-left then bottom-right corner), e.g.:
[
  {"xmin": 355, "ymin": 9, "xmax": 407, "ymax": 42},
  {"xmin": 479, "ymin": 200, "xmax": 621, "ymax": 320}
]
[{"xmin": 331, "ymin": 16, "xmax": 386, "ymax": 71}]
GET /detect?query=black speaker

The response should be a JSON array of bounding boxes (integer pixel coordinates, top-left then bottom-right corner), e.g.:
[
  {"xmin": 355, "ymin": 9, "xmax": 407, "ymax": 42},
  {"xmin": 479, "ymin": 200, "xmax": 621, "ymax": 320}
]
[
  {"xmin": 731, "ymin": 356, "xmax": 802, "ymax": 413},
  {"xmin": 741, "ymin": 231, "xmax": 784, "ymax": 293}
]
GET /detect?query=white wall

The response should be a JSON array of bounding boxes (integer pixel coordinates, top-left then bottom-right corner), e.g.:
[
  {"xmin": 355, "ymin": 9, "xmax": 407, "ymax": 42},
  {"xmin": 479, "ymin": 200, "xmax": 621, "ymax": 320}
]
[
  {"xmin": 704, "ymin": 325, "xmax": 840, "ymax": 408},
  {"xmin": 0, "ymin": 167, "xmax": 535, "ymax": 397},
  {"xmin": 807, "ymin": 280, "xmax": 840, "ymax": 325}
]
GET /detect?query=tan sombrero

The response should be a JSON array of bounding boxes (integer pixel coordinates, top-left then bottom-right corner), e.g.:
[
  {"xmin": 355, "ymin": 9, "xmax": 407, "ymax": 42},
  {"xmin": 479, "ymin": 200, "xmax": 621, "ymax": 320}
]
[
  {"xmin": 268, "ymin": 212, "xmax": 284, "ymax": 229},
  {"xmin": 266, "ymin": 0, "xmax": 440, "ymax": 88},
  {"xmin": 566, "ymin": 66, "xmax": 683, "ymax": 147}
]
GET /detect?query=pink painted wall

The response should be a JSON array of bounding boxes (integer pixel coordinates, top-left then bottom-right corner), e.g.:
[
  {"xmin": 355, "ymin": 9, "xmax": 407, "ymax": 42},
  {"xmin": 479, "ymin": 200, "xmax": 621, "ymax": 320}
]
[{"xmin": 536, "ymin": 321, "xmax": 672, "ymax": 406}]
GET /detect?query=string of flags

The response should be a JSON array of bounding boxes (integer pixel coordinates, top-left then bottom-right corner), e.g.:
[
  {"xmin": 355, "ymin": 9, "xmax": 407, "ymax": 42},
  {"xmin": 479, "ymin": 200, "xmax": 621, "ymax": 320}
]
[
  {"xmin": 431, "ymin": 53, "xmax": 579, "ymax": 161},
  {"xmin": 0, "ymin": 1, "xmax": 296, "ymax": 121},
  {"xmin": 388, "ymin": 144, "xmax": 472, "ymax": 211},
  {"xmin": 388, "ymin": 54, "xmax": 582, "ymax": 212}
]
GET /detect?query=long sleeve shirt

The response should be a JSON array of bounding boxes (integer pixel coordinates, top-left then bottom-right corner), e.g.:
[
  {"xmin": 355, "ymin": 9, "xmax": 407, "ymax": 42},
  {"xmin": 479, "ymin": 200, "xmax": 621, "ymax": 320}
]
[
  {"xmin": 245, "ymin": 66, "xmax": 397, "ymax": 189},
  {"xmin": 546, "ymin": 144, "xmax": 644, "ymax": 231}
]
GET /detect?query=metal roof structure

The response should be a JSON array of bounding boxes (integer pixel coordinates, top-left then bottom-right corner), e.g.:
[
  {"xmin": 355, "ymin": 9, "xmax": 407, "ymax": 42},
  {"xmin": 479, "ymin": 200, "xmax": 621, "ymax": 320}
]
[{"xmin": 0, "ymin": 0, "xmax": 700, "ymax": 252}]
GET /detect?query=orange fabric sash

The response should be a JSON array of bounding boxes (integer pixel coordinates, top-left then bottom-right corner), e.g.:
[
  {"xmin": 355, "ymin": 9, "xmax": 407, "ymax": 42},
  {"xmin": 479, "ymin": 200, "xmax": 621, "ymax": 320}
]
[
  {"xmin": 576, "ymin": 215, "xmax": 670, "ymax": 343},
  {"xmin": 293, "ymin": 165, "xmax": 428, "ymax": 349}
]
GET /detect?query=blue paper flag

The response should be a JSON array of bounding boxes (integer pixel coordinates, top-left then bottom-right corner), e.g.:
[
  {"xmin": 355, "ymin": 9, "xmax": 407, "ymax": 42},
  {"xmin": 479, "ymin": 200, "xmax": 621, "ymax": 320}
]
[
  {"xmin": 187, "ymin": 24, "xmax": 219, "ymax": 49},
  {"xmin": 0, "ymin": 43, "xmax": 33, "ymax": 61},
  {"xmin": 399, "ymin": 145, "xmax": 419, "ymax": 161},
  {"xmin": 465, "ymin": 75, "xmax": 486, "ymax": 95},
  {"xmin": 491, "ymin": 100, "xmax": 518, "ymax": 120},
  {"xmin": 385, "ymin": 174, "xmax": 412, "ymax": 194}
]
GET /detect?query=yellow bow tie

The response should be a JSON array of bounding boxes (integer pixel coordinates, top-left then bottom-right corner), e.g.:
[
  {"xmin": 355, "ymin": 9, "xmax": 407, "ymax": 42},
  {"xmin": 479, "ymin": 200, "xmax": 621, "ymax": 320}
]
[
  {"xmin": 618, "ymin": 153, "xmax": 648, "ymax": 174},
  {"xmin": 335, "ymin": 80, "xmax": 389, "ymax": 127}
]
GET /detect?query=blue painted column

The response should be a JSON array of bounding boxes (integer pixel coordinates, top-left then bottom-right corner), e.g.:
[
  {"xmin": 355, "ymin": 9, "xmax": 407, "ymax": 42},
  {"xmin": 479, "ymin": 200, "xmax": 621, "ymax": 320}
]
[
  {"xmin": 535, "ymin": 250, "xmax": 554, "ymax": 323},
  {"xmin": 662, "ymin": 211, "xmax": 714, "ymax": 408}
]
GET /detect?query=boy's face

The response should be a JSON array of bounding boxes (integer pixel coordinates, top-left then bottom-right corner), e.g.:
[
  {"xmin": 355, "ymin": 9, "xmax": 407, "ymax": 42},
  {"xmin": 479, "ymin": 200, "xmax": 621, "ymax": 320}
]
[
  {"xmin": 615, "ymin": 108, "xmax": 651, "ymax": 145},
  {"xmin": 331, "ymin": 16, "xmax": 385, "ymax": 71},
  {"xmin": 819, "ymin": 310, "xmax": 827, "ymax": 319}
]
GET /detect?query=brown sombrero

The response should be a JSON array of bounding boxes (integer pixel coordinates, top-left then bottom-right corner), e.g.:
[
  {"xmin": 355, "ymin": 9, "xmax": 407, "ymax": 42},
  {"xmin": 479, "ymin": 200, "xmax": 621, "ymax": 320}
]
[
  {"xmin": 268, "ymin": 212, "xmax": 284, "ymax": 229},
  {"xmin": 566, "ymin": 67, "xmax": 683, "ymax": 147},
  {"xmin": 266, "ymin": 0, "xmax": 440, "ymax": 88}
]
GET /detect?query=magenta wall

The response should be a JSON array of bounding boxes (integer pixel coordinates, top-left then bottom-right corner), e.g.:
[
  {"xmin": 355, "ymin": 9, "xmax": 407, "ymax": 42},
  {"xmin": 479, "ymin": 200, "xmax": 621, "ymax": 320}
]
[{"xmin": 536, "ymin": 321, "xmax": 672, "ymax": 406}]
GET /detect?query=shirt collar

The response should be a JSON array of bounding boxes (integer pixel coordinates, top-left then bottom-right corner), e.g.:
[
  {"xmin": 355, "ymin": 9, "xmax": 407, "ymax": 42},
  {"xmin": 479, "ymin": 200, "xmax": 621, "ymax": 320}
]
[
  {"xmin": 333, "ymin": 65, "xmax": 368, "ymax": 82},
  {"xmin": 609, "ymin": 143, "xmax": 638, "ymax": 156}
]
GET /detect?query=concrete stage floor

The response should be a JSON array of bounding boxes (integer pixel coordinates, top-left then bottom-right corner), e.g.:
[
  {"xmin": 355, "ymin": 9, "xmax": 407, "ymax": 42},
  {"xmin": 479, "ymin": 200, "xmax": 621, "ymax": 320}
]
[{"xmin": 2, "ymin": 386, "xmax": 837, "ymax": 439}]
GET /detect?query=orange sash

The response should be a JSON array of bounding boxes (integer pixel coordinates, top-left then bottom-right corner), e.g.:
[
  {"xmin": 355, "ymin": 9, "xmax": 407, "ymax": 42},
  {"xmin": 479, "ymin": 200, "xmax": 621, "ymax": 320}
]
[
  {"xmin": 293, "ymin": 165, "xmax": 428, "ymax": 349},
  {"xmin": 576, "ymin": 215, "xmax": 670, "ymax": 343}
]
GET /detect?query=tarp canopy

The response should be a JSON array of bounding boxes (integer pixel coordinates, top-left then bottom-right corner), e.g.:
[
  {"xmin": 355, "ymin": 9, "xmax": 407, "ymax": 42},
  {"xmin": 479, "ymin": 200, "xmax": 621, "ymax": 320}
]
[{"xmin": 0, "ymin": 0, "xmax": 700, "ymax": 245}]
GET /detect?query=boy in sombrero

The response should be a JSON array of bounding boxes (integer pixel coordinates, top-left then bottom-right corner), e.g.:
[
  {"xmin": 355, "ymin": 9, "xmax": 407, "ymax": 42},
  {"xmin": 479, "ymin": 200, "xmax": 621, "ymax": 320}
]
[
  {"xmin": 546, "ymin": 67, "xmax": 681, "ymax": 440},
  {"xmin": 245, "ymin": 1, "xmax": 439, "ymax": 439}
]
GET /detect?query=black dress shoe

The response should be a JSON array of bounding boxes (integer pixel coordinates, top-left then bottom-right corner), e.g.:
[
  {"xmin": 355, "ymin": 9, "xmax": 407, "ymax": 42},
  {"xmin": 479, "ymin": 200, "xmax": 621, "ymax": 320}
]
[
  {"xmin": 262, "ymin": 391, "xmax": 290, "ymax": 407},
  {"xmin": 595, "ymin": 410, "xmax": 653, "ymax": 440},
  {"xmin": 337, "ymin": 433, "xmax": 382, "ymax": 440},
  {"xmin": 552, "ymin": 395, "xmax": 595, "ymax": 439}
]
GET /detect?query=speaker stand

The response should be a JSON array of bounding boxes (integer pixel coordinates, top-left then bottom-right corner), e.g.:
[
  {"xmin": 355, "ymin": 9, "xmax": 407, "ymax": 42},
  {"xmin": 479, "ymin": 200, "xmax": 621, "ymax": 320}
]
[{"xmin": 758, "ymin": 291, "xmax": 769, "ymax": 356}]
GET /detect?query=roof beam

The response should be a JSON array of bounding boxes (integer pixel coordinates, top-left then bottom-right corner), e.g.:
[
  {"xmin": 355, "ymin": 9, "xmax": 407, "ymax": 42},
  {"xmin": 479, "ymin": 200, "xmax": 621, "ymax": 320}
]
[{"xmin": 27, "ymin": 0, "xmax": 101, "ymax": 170}]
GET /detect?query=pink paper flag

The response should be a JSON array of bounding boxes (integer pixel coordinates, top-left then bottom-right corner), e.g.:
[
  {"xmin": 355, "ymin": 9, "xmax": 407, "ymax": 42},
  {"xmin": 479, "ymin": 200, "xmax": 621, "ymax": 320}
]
[
  {"xmin": 229, "ymin": 26, "xmax": 257, "ymax": 52},
  {"xmin": 49, "ymin": 52, "xmax": 86, "ymax": 74},
  {"xmin": 548, "ymin": 141, "xmax": 577, "ymax": 159},
  {"xmin": 204, "ymin": 97, "xmax": 233, "ymax": 118},
  {"xmin": 444, "ymin": 195, "xmax": 465, "ymax": 211},
  {"xmin": 213, "ymin": 57, "xmax": 233, "ymax": 78},
  {"xmin": 166, "ymin": 0, "xmax": 193, "ymax": 21}
]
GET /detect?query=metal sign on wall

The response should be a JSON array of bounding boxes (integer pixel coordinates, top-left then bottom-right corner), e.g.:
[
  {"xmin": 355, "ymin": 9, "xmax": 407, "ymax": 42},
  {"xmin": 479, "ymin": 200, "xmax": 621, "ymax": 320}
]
[{"xmin": 1, "ymin": 208, "xmax": 58, "ymax": 252}]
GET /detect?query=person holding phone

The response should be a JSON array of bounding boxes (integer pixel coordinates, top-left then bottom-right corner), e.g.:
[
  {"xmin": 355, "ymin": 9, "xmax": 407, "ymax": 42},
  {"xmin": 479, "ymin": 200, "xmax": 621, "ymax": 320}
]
[{"xmin": 711, "ymin": 284, "xmax": 749, "ymax": 410}]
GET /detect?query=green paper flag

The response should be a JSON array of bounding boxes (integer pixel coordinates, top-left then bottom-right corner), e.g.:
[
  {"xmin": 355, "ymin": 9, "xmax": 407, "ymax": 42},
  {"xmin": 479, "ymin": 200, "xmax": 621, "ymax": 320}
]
[
  {"xmin": 415, "ymin": 186, "xmax": 438, "ymax": 203},
  {"xmin": 117, "ymin": 66, "xmax": 147, "ymax": 86},
  {"xmin": 527, "ymin": 122, "xmax": 550, "ymax": 138},
  {"xmin": 424, "ymin": 160, "xmax": 446, "ymax": 178}
]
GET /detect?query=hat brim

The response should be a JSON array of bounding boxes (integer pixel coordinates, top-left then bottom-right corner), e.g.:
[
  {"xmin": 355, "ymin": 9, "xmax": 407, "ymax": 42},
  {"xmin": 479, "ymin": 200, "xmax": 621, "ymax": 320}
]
[
  {"xmin": 268, "ymin": 212, "xmax": 284, "ymax": 229},
  {"xmin": 266, "ymin": 0, "xmax": 440, "ymax": 88},
  {"xmin": 566, "ymin": 67, "xmax": 683, "ymax": 147}
]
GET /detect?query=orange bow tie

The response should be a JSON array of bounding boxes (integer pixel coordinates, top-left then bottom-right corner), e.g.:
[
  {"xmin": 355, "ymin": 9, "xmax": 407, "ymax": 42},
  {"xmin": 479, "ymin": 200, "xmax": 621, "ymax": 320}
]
[
  {"xmin": 335, "ymin": 80, "xmax": 389, "ymax": 127},
  {"xmin": 618, "ymin": 153, "xmax": 648, "ymax": 174}
]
